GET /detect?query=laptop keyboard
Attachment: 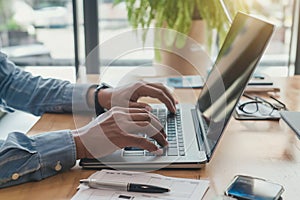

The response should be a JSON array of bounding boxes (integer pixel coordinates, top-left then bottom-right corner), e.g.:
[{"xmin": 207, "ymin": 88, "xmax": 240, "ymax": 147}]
[{"xmin": 123, "ymin": 108, "xmax": 185, "ymax": 157}]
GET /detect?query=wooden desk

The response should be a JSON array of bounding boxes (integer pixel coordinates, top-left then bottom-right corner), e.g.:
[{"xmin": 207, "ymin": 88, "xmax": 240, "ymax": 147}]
[{"xmin": 1, "ymin": 70, "xmax": 300, "ymax": 199}]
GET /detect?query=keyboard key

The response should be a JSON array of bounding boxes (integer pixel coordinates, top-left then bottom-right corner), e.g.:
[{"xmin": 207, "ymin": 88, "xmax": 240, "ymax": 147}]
[
  {"xmin": 123, "ymin": 151, "xmax": 145, "ymax": 156},
  {"xmin": 178, "ymin": 143, "xmax": 184, "ymax": 147},
  {"xmin": 145, "ymin": 149, "xmax": 166, "ymax": 156},
  {"xmin": 168, "ymin": 137, "xmax": 176, "ymax": 141},
  {"xmin": 145, "ymin": 152, "xmax": 156, "ymax": 156},
  {"xmin": 124, "ymin": 147, "xmax": 144, "ymax": 151},
  {"xmin": 167, "ymin": 148, "xmax": 178, "ymax": 156}
]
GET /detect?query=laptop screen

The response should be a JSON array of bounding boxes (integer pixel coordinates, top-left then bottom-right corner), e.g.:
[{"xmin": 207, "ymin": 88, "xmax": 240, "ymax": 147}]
[{"xmin": 196, "ymin": 12, "xmax": 275, "ymax": 159}]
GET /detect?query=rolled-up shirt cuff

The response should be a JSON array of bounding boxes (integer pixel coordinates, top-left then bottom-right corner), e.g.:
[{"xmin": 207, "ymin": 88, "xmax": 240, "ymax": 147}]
[
  {"xmin": 33, "ymin": 130, "xmax": 76, "ymax": 179},
  {"xmin": 71, "ymin": 84, "xmax": 97, "ymax": 113}
]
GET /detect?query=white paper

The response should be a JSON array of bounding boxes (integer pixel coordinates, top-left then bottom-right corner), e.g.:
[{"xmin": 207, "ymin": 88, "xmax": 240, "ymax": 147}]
[{"xmin": 72, "ymin": 169, "xmax": 209, "ymax": 200}]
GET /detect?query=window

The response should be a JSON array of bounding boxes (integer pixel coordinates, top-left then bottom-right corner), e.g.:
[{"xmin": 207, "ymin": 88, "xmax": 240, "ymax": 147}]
[
  {"xmin": 0, "ymin": 0, "xmax": 298, "ymax": 76},
  {"xmin": 247, "ymin": 0, "xmax": 295, "ymax": 76},
  {"xmin": 98, "ymin": 0, "xmax": 298, "ymax": 77},
  {"xmin": 0, "ymin": 0, "xmax": 75, "ymax": 67}
]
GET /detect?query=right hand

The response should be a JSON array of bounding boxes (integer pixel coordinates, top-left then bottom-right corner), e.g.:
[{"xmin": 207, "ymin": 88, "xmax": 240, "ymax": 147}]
[
  {"xmin": 72, "ymin": 107, "xmax": 168, "ymax": 159},
  {"xmin": 97, "ymin": 81, "xmax": 177, "ymax": 113}
]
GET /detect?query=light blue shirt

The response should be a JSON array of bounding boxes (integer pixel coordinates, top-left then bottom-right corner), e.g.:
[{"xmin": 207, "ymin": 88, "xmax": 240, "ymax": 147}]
[{"xmin": 0, "ymin": 52, "xmax": 93, "ymax": 188}]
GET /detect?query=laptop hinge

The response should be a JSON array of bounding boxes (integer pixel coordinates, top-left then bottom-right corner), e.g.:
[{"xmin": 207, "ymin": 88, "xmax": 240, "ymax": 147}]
[{"xmin": 191, "ymin": 108, "xmax": 211, "ymax": 160}]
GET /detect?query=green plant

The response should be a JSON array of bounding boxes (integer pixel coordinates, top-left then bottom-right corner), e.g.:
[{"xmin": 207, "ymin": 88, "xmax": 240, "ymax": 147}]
[
  {"xmin": 0, "ymin": 1, "xmax": 22, "ymax": 31},
  {"xmin": 114, "ymin": 0, "xmax": 248, "ymax": 49},
  {"xmin": 0, "ymin": 19, "xmax": 22, "ymax": 31}
]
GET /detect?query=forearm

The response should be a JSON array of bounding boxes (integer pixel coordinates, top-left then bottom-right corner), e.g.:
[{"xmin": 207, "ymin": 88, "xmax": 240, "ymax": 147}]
[
  {"xmin": 0, "ymin": 131, "xmax": 76, "ymax": 188},
  {"xmin": 0, "ymin": 53, "xmax": 94, "ymax": 115}
]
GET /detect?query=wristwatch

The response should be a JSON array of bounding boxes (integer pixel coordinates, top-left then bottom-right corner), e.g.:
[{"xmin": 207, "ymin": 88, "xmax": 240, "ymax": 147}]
[{"xmin": 94, "ymin": 83, "xmax": 111, "ymax": 116}]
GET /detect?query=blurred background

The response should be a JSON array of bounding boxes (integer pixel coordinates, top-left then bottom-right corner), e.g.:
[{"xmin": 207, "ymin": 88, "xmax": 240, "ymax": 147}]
[
  {"xmin": 0, "ymin": 0, "xmax": 297, "ymax": 75},
  {"xmin": 0, "ymin": 0, "xmax": 299, "ymax": 136}
]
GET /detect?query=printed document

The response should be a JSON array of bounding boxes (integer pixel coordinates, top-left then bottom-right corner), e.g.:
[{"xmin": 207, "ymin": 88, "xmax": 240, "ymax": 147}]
[{"xmin": 72, "ymin": 169, "xmax": 209, "ymax": 200}]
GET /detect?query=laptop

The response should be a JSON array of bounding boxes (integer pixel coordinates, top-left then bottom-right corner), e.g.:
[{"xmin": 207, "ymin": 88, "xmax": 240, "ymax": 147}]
[{"xmin": 80, "ymin": 12, "xmax": 275, "ymax": 169}]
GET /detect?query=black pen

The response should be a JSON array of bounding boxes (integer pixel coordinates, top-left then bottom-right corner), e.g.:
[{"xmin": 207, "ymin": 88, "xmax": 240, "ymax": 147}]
[{"xmin": 80, "ymin": 179, "xmax": 170, "ymax": 193}]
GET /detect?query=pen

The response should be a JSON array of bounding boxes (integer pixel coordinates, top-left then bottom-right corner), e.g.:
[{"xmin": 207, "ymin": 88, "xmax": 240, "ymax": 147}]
[
  {"xmin": 80, "ymin": 179, "xmax": 170, "ymax": 193},
  {"xmin": 253, "ymin": 75, "xmax": 265, "ymax": 80}
]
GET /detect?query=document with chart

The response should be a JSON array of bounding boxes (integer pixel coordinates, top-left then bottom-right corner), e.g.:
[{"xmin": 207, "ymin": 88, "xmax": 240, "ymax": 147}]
[{"xmin": 72, "ymin": 170, "xmax": 209, "ymax": 200}]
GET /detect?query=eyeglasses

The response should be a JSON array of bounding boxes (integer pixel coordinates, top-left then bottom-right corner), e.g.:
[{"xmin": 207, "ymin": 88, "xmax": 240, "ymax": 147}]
[{"xmin": 238, "ymin": 94, "xmax": 287, "ymax": 116}]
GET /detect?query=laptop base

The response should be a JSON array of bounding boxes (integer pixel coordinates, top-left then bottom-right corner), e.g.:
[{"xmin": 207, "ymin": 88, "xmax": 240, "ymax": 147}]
[{"xmin": 79, "ymin": 158, "xmax": 205, "ymax": 169}]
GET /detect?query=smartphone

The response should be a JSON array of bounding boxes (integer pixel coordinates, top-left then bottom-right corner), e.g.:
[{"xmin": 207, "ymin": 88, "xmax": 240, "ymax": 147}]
[{"xmin": 224, "ymin": 175, "xmax": 284, "ymax": 200}]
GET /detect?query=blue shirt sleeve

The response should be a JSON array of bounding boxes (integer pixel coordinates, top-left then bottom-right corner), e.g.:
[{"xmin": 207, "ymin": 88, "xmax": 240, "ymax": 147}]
[
  {"xmin": 0, "ymin": 131, "xmax": 76, "ymax": 188},
  {"xmin": 0, "ymin": 52, "xmax": 94, "ymax": 116},
  {"xmin": 0, "ymin": 52, "xmax": 97, "ymax": 188}
]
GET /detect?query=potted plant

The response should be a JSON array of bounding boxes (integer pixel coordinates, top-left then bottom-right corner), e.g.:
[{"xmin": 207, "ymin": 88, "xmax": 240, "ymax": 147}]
[{"xmin": 114, "ymin": 0, "xmax": 248, "ymax": 75}]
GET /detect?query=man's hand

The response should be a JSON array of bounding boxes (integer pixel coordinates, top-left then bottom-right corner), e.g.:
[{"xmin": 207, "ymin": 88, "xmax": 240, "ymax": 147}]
[
  {"xmin": 72, "ymin": 107, "xmax": 168, "ymax": 159},
  {"xmin": 97, "ymin": 81, "xmax": 177, "ymax": 113}
]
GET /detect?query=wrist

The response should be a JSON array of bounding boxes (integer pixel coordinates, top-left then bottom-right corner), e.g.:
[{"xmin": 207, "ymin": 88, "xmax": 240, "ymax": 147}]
[
  {"xmin": 98, "ymin": 87, "xmax": 112, "ymax": 110},
  {"xmin": 72, "ymin": 131, "xmax": 91, "ymax": 159},
  {"xmin": 73, "ymin": 135, "xmax": 85, "ymax": 159}
]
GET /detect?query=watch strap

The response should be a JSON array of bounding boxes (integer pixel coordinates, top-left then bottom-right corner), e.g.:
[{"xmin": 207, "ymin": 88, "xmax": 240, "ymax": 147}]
[{"xmin": 94, "ymin": 83, "xmax": 111, "ymax": 116}]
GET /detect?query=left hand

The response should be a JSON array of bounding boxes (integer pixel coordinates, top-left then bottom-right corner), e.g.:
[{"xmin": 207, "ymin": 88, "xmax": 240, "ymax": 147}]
[
  {"xmin": 72, "ymin": 107, "xmax": 168, "ymax": 159},
  {"xmin": 97, "ymin": 81, "xmax": 177, "ymax": 113}
]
